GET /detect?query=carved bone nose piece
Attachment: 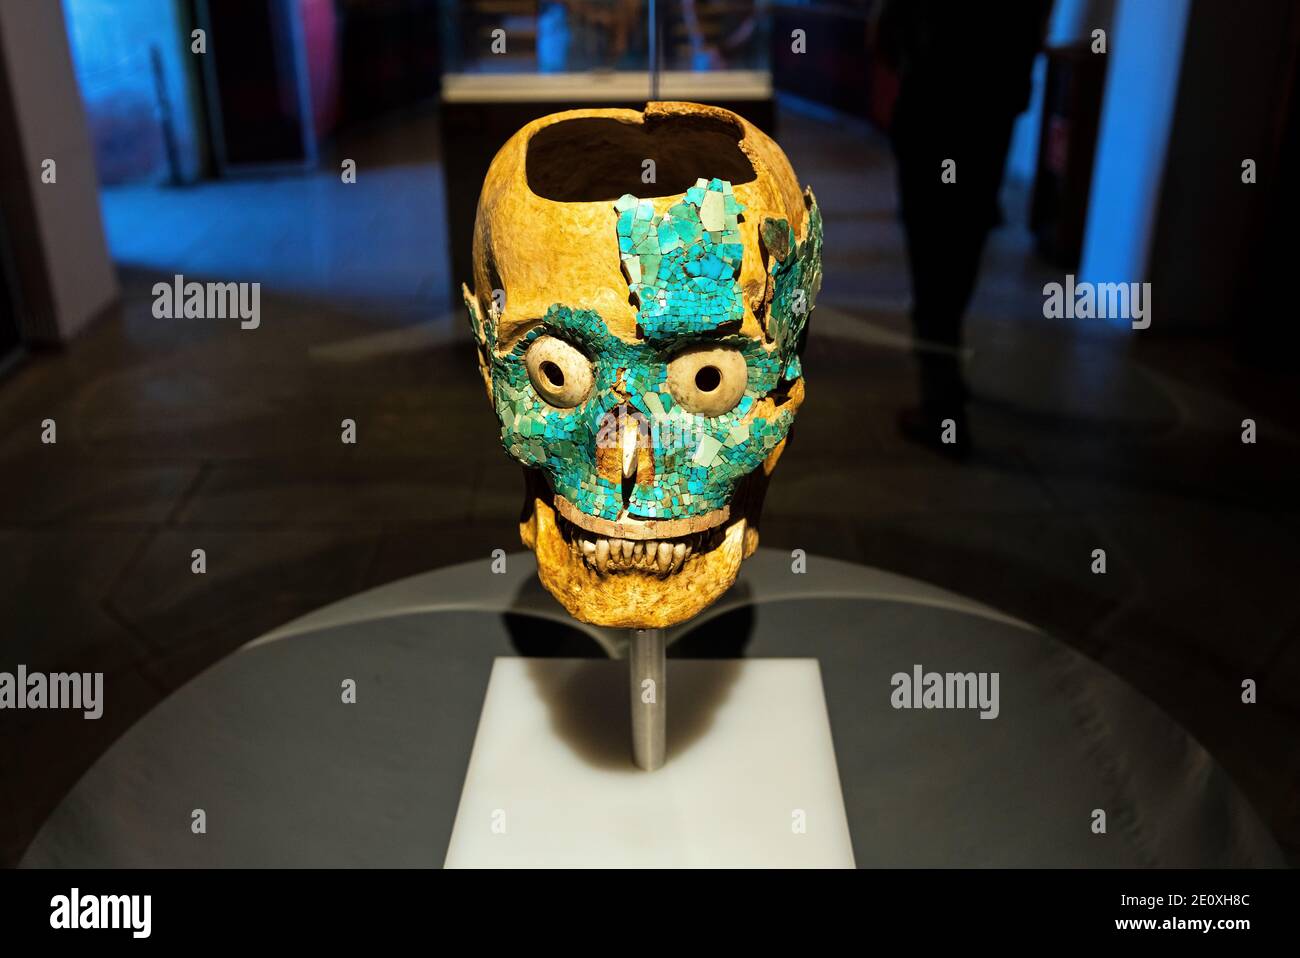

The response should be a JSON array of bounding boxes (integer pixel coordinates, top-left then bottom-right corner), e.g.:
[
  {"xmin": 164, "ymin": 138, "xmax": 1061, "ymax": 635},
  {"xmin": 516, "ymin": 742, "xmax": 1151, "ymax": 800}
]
[{"xmin": 621, "ymin": 412, "xmax": 639, "ymax": 480}]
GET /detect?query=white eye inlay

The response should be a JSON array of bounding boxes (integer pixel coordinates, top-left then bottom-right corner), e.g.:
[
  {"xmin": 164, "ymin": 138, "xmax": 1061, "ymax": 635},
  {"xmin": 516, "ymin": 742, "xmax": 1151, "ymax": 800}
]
[
  {"xmin": 666, "ymin": 346, "xmax": 748, "ymax": 416},
  {"xmin": 525, "ymin": 335, "xmax": 594, "ymax": 408}
]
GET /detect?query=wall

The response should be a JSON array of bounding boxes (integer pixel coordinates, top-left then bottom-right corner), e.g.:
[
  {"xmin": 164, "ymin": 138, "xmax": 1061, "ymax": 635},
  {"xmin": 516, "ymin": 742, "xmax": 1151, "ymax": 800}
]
[
  {"xmin": 63, "ymin": 0, "xmax": 206, "ymax": 184},
  {"xmin": 0, "ymin": 0, "xmax": 117, "ymax": 343},
  {"xmin": 1145, "ymin": 0, "xmax": 1299, "ymax": 330},
  {"xmin": 1077, "ymin": 0, "xmax": 1190, "ymax": 320}
]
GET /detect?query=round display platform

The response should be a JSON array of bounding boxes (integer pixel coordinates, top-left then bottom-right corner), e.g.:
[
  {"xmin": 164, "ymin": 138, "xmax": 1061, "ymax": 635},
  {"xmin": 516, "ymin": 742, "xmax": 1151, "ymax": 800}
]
[{"xmin": 22, "ymin": 550, "xmax": 1283, "ymax": 867}]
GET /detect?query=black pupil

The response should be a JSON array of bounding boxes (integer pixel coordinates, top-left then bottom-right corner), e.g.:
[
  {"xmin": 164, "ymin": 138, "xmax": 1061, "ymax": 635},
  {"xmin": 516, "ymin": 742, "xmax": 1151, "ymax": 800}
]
[
  {"xmin": 695, "ymin": 365, "xmax": 721, "ymax": 392},
  {"xmin": 541, "ymin": 361, "xmax": 564, "ymax": 388}
]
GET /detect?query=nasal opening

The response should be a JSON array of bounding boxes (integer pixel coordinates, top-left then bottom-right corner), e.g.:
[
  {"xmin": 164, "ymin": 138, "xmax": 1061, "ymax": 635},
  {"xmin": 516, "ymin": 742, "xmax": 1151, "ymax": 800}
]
[{"xmin": 620, "ymin": 407, "xmax": 645, "ymax": 512}]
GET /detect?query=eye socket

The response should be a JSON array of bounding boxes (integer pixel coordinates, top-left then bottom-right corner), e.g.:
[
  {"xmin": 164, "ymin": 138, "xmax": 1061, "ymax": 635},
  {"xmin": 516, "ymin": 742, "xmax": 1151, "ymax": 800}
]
[
  {"xmin": 525, "ymin": 335, "xmax": 594, "ymax": 408},
  {"xmin": 666, "ymin": 346, "xmax": 748, "ymax": 416}
]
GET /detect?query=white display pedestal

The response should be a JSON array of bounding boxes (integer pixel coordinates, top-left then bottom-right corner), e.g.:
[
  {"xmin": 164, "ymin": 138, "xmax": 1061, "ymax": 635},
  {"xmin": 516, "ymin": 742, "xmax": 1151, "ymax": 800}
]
[{"xmin": 444, "ymin": 657, "xmax": 856, "ymax": 868}]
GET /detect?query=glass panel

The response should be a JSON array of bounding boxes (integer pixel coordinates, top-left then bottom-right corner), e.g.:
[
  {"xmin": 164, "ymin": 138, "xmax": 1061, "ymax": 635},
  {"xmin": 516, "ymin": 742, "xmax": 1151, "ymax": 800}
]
[{"xmin": 440, "ymin": 0, "xmax": 770, "ymax": 76}]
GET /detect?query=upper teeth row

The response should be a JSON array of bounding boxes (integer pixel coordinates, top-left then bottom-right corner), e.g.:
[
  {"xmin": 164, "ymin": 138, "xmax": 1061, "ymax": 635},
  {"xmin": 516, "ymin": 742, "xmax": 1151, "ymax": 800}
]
[{"xmin": 571, "ymin": 535, "xmax": 692, "ymax": 575}]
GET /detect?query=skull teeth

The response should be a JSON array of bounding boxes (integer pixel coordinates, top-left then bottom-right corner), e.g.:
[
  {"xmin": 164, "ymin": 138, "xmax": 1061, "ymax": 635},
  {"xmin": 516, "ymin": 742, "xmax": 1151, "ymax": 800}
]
[{"xmin": 559, "ymin": 519, "xmax": 725, "ymax": 577}]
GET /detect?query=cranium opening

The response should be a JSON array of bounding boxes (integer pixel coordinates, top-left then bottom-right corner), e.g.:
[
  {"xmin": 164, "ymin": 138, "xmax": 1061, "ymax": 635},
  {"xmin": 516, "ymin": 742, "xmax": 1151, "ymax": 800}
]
[{"xmin": 526, "ymin": 116, "xmax": 757, "ymax": 202}]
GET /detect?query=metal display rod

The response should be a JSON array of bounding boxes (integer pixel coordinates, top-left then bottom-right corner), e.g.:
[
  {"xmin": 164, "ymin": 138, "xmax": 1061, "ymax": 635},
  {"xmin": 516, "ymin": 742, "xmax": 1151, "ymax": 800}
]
[
  {"xmin": 629, "ymin": 628, "xmax": 666, "ymax": 770},
  {"xmin": 649, "ymin": 0, "xmax": 660, "ymax": 101}
]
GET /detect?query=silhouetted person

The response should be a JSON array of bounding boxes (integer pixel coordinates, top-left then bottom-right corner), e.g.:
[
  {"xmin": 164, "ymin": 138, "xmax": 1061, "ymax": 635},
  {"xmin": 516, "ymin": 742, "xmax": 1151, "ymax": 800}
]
[{"xmin": 878, "ymin": 0, "xmax": 1050, "ymax": 458}]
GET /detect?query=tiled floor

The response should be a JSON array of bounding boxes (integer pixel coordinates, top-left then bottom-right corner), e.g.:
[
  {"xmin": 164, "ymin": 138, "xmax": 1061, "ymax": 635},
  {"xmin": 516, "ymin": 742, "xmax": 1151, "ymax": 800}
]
[{"xmin": 2, "ymin": 104, "xmax": 1297, "ymax": 865}]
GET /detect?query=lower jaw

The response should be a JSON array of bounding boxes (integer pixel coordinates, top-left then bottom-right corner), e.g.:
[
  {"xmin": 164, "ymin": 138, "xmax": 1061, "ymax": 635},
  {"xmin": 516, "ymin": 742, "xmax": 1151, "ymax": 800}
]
[{"xmin": 528, "ymin": 495, "xmax": 748, "ymax": 629}]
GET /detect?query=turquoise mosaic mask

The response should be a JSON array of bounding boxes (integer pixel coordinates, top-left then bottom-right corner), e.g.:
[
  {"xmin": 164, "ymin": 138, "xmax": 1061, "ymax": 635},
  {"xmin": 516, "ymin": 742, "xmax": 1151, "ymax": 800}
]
[{"xmin": 467, "ymin": 177, "xmax": 822, "ymax": 527}]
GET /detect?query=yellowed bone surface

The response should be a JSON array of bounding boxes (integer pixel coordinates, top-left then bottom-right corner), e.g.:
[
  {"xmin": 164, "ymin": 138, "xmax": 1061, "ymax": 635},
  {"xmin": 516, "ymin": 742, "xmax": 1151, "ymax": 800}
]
[{"xmin": 469, "ymin": 102, "xmax": 811, "ymax": 629}]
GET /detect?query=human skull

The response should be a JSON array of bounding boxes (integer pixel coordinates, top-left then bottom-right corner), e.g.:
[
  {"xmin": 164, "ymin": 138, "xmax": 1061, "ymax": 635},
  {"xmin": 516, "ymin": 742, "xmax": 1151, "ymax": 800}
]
[{"xmin": 463, "ymin": 102, "xmax": 821, "ymax": 628}]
